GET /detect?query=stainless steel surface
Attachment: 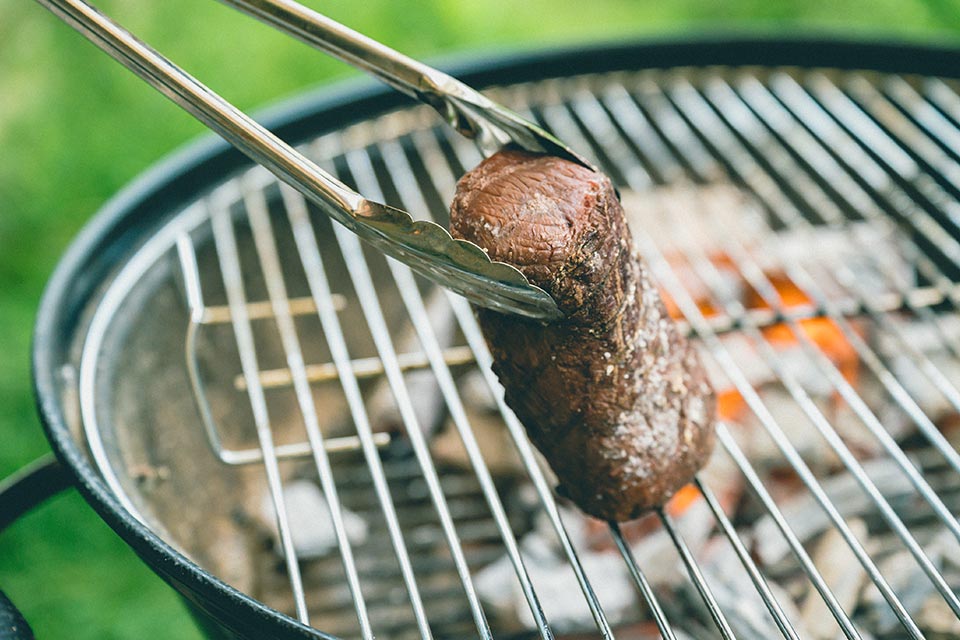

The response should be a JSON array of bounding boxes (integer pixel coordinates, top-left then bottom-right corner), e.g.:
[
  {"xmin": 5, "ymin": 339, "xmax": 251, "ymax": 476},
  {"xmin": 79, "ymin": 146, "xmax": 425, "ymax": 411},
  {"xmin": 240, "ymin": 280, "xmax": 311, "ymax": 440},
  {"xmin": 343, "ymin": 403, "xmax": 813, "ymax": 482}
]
[
  {"xmin": 35, "ymin": 0, "xmax": 563, "ymax": 321},
  {"xmin": 72, "ymin": 65, "xmax": 960, "ymax": 640},
  {"xmin": 220, "ymin": 0, "xmax": 593, "ymax": 171}
]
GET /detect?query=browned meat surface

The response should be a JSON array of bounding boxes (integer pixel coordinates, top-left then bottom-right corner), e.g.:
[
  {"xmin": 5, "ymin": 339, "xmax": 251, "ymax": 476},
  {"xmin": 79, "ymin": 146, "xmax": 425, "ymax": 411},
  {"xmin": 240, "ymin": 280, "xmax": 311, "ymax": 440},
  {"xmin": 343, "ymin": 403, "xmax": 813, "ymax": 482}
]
[{"xmin": 450, "ymin": 149, "xmax": 716, "ymax": 521}]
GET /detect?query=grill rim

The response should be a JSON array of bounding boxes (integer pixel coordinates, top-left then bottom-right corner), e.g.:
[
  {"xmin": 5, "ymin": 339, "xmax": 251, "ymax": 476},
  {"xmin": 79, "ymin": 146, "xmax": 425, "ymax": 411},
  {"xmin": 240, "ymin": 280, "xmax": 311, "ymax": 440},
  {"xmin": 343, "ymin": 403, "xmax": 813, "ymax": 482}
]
[{"xmin": 31, "ymin": 35, "xmax": 960, "ymax": 640}]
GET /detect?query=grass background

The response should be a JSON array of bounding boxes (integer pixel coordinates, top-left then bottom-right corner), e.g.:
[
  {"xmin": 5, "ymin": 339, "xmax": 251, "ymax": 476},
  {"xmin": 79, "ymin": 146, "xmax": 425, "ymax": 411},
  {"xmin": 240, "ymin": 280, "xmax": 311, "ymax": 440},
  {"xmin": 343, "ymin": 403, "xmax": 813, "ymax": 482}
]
[{"xmin": 2, "ymin": 1, "xmax": 960, "ymax": 637}]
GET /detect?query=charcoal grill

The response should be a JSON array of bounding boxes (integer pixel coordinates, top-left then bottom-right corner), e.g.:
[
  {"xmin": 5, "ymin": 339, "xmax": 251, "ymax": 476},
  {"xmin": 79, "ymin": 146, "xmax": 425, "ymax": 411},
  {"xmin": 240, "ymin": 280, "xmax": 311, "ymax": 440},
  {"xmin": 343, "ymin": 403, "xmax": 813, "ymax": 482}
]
[{"xmin": 5, "ymin": 37, "xmax": 960, "ymax": 640}]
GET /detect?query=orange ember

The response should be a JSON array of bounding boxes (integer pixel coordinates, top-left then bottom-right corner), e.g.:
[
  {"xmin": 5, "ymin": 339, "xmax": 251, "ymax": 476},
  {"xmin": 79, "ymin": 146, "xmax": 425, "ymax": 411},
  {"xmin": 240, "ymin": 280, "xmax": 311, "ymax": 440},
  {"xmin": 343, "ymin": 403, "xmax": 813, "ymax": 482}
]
[
  {"xmin": 748, "ymin": 272, "xmax": 859, "ymax": 388},
  {"xmin": 658, "ymin": 255, "xmax": 860, "ymax": 422},
  {"xmin": 665, "ymin": 483, "xmax": 701, "ymax": 518}
]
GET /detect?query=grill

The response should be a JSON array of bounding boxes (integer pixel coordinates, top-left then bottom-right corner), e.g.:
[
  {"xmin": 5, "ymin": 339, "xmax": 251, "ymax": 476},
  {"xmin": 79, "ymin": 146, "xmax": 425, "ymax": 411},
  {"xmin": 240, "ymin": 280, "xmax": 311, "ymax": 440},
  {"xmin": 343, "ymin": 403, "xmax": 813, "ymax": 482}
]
[{"xmin": 31, "ymin": 45, "xmax": 960, "ymax": 640}]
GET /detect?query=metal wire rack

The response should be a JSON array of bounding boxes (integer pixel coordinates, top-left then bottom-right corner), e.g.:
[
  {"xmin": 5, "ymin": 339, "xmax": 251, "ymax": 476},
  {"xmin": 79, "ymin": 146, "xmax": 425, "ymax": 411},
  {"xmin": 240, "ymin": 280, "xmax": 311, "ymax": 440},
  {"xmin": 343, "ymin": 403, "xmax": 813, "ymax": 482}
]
[{"xmin": 80, "ymin": 66, "xmax": 960, "ymax": 639}]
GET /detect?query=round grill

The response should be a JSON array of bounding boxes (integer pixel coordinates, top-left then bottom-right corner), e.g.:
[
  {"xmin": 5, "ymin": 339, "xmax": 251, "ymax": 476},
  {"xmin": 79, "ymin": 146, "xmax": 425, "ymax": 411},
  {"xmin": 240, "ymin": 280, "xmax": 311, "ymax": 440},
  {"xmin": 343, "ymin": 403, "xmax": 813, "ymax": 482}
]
[{"xmin": 40, "ymin": 44, "xmax": 960, "ymax": 640}]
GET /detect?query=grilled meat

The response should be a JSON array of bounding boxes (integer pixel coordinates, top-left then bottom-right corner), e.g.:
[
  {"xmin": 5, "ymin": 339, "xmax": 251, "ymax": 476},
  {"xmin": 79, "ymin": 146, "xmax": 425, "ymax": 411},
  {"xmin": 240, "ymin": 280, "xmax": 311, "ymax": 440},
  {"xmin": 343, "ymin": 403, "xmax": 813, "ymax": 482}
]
[{"xmin": 449, "ymin": 149, "xmax": 715, "ymax": 521}]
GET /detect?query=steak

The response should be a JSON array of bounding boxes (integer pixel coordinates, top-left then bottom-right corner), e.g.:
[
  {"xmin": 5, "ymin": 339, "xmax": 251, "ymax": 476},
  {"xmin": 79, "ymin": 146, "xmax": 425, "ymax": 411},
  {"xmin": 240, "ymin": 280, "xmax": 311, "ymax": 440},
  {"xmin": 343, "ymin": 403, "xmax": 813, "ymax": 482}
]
[{"xmin": 449, "ymin": 148, "xmax": 716, "ymax": 521}]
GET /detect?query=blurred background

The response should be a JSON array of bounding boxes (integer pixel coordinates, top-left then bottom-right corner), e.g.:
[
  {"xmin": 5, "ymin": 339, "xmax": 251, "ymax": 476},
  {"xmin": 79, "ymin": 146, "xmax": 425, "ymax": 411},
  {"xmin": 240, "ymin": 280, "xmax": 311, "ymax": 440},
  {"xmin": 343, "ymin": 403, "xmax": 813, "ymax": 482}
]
[{"xmin": 2, "ymin": 0, "xmax": 960, "ymax": 637}]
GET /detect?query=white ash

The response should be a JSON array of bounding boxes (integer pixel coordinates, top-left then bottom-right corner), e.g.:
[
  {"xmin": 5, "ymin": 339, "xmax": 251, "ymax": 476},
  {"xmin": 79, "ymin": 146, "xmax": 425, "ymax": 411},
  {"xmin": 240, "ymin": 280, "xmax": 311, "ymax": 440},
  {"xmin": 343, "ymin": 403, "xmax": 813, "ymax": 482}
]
[
  {"xmin": 770, "ymin": 343, "xmax": 837, "ymax": 398},
  {"xmin": 473, "ymin": 500, "xmax": 717, "ymax": 633},
  {"xmin": 739, "ymin": 387, "xmax": 840, "ymax": 471},
  {"xmin": 363, "ymin": 286, "xmax": 456, "ymax": 437},
  {"xmin": 823, "ymin": 403, "xmax": 886, "ymax": 460},
  {"xmin": 258, "ymin": 480, "xmax": 367, "ymax": 559},
  {"xmin": 756, "ymin": 222, "xmax": 913, "ymax": 302},
  {"xmin": 918, "ymin": 591, "xmax": 960, "ymax": 637},
  {"xmin": 877, "ymin": 314, "xmax": 960, "ymax": 422},
  {"xmin": 703, "ymin": 332, "xmax": 777, "ymax": 391},
  {"xmin": 627, "ymin": 498, "xmax": 715, "ymax": 588},
  {"xmin": 861, "ymin": 528, "xmax": 960, "ymax": 635},
  {"xmin": 799, "ymin": 518, "xmax": 868, "ymax": 640},
  {"xmin": 623, "ymin": 183, "xmax": 746, "ymax": 260},
  {"xmin": 752, "ymin": 459, "xmax": 913, "ymax": 566},
  {"xmin": 473, "ymin": 540, "xmax": 636, "ymax": 632},
  {"xmin": 692, "ymin": 537, "xmax": 808, "ymax": 640}
]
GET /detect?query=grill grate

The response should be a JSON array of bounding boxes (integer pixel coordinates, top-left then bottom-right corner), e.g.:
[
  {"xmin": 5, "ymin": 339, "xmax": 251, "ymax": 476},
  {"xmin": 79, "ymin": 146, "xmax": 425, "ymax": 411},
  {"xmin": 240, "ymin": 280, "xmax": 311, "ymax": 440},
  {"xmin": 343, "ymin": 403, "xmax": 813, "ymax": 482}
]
[{"xmin": 80, "ymin": 66, "xmax": 960, "ymax": 639}]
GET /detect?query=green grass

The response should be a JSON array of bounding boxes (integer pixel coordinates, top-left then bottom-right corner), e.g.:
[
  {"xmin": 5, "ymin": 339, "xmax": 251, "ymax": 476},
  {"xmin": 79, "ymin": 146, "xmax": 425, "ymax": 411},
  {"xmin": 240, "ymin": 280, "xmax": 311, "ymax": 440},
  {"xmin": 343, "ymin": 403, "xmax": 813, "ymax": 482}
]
[{"xmin": 2, "ymin": 0, "xmax": 959, "ymax": 637}]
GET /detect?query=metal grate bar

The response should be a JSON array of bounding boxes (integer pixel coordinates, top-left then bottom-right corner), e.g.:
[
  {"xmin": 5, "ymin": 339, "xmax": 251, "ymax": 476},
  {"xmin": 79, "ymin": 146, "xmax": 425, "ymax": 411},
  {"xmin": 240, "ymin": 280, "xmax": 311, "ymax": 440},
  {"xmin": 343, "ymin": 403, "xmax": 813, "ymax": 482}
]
[
  {"xmin": 284, "ymin": 181, "xmax": 434, "ymax": 638},
  {"xmin": 199, "ymin": 294, "xmax": 345, "ymax": 324},
  {"xmin": 133, "ymin": 67, "xmax": 960, "ymax": 640},
  {"xmin": 336, "ymin": 135, "xmax": 547, "ymax": 639},
  {"xmin": 713, "ymin": 421, "xmax": 864, "ymax": 639},
  {"xmin": 543, "ymin": 80, "xmax": 876, "ymax": 633},
  {"xmin": 846, "ymin": 74, "xmax": 960, "ymax": 210},
  {"xmin": 574, "ymin": 74, "xmax": 944, "ymax": 636},
  {"xmin": 519, "ymin": 95, "xmax": 745, "ymax": 638},
  {"xmin": 735, "ymin": 74, "xmax": 960, "ymax": 418},
  {"xmin": 545, "ymin": 80, "xmax": 860, "ymax": 629},
  {"xmin": 670, "ymin": 79, "xmax": 925, "ymax": 637},
  {"xmin": 883, "ymin": 77, "xmax": 960, "ymax": 198},
  {"xmin": 728, "ymin": 75, "xmax": 957, "ymax": 504},
  {"xmin": 179, "ymin": 239, "xmax": 390, "ymax": 466},
  {"xmin": 665, "ymin": 180, "xmax": 960, "ymax": 618},
  {"xmin": 692, "ymin": 75, "xmax": 960, "ymax": 543},
  {"xmin": 605, "ymin": 80, "xmax": 922, "ymax": 636},
  {"xmin": 608, "ymin": 522, "xmax": 679, "ymax": 640},
  {"xmin": 236, "ymin": 345, "xmax": 475, "ymax": 390},
  {"xmin": 639, "ymin": 72, "xmax": 960, "ymax": 535},
  {"xmin": 377, "ymin": 132, "xmax": 616, "ymax": 637},
  {"xmin": 657, "ymin": 508, "xmax": 737, "ymax": 640},
  {"xmin": 328, "ymin": 144, "xmax": 498, "ymax": 638},
  {"xmin": 597, "ymin": 80, "xmax": 686, "ymax": 183},
  {"xmin": 408, "ymin": 124, "xmax": 617, "ymax": 639},
  {"xmin": 551, "ymin": 80, "xmax": 804, "ymax": 639},
  {"xmin": 638, "ymin": 218, "xmax": 886, "ymax": 637},
  {"xmin": 773, "ymin": 77, "xmax": 960, "ymax": 449},
  {"xmin": 693, "ymin": 477, "xmax": 801, "ymax": 640},
  {"xmin": 239, "ymin": 172, "xmax": 375, "ymax": 636},
  {"xmin": 773, "ymin": 71, "xmax": 960, "ymax": 359},
  {"xmin": 797, "ymin": 74, "xmax": 960, "ymax": 295},
  {"xmin": 206, "ymin": 184, "xmax": 310, "ymax": 623}
]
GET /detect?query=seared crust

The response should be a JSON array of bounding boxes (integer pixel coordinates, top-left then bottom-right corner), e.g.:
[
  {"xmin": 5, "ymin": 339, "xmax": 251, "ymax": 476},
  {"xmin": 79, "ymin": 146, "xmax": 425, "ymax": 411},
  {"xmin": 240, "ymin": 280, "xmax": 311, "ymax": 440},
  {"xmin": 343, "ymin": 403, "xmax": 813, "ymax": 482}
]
[{"xmin": 450, "ymin": 149, "xmax": 715, "ymax": 521}]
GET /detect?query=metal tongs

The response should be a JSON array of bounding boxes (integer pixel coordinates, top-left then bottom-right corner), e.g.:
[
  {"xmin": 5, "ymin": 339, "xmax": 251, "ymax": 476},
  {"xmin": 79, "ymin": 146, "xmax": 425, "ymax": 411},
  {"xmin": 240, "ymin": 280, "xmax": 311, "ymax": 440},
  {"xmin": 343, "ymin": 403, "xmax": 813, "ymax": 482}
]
[{"xmin": 37, "ymin": 0, "xmax": 595, "ymax": 320}]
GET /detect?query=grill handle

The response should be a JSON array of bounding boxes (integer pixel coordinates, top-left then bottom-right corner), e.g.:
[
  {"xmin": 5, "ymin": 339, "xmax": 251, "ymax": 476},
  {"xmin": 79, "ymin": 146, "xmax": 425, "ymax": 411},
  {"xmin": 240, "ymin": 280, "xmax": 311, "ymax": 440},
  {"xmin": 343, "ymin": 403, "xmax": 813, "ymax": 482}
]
[{"xmin": 0, "ymin": 455, "xmax": 72, "ymax": 640}]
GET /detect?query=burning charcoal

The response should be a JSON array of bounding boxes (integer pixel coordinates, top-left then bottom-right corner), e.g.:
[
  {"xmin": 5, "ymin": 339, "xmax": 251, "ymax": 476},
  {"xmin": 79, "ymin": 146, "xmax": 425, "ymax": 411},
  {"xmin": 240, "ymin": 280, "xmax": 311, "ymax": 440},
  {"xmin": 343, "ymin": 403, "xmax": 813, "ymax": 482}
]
[
  {"xmin": 473, "ymin": 545, "xmax": 637, "ymax": 632},
  {"xmin": 799, "ymin": 518, "xmax": 868, "ymax": 640},
  {"xmin": 861, "ymin": 529, "xmax": 960, "ymax": 635},
  {"xmin": 258, "ymin": 480, "xmax": 367, "ymax": 559},
  {"xmin": 627, "ymin": 498, "xmax": 715, "ymax": 588},
  {"xmin": 687, "ymin": 539, "xmax": 808, "ymax": 640},
  {"xmin": 752, "ymin": 460, "xmax": 912, "ymax": 566},
  {"xmin": 740, "ymin": 387, "xmax": 841, "ymax": 471}
]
